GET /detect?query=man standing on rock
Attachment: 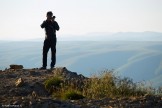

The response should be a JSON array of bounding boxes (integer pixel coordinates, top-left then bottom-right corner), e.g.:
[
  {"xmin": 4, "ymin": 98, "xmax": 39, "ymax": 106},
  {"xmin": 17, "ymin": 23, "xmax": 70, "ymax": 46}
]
[{"xmin": 40, "ymin": 11, "xmax": 60, "ymax": 69}]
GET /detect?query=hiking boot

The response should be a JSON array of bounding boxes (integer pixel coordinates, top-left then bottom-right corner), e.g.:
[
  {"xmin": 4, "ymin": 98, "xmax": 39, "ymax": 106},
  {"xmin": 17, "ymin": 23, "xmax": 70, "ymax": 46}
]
[
  {"xmin": 39, "ymin": 67, "xmax": 46, "ymax": 70},
  {"xmin": 50, "ymin": 66, "xmax": 55, "ymax": 70}
]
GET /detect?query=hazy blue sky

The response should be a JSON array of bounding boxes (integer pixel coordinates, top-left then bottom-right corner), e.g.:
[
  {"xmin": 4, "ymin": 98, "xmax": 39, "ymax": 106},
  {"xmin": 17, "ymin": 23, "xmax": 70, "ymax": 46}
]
[{"xmin": 0, "ymin": 0, "xmax": 162, "ymax": 40}]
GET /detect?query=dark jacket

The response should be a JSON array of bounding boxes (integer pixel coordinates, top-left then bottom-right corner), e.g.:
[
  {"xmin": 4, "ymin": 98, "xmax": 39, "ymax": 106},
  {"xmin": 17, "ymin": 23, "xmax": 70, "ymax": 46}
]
[{"xmin": 41, "ymin": 20, "xmax": 60, "ymax": 39}]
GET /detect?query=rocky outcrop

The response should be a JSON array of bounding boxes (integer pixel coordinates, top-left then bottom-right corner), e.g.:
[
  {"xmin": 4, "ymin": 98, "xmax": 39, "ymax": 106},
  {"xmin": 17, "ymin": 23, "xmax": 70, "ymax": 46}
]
[
  {"xmin": 0, "ymin": 65, "xmax": 162, "ymax": 108},
  {"xmin": 0, "ymin": 66, "xmax": 87, "ymax": 108},
  {"xmin": 53, "ymin": 67, "xmax": 86, "ymax": 80}
]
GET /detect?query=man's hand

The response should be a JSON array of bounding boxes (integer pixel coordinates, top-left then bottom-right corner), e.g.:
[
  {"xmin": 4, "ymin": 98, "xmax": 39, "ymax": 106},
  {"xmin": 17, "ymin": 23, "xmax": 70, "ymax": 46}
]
[{"xmin": 52, "ymin": 16, "xmax": 55, "ymax": 22}]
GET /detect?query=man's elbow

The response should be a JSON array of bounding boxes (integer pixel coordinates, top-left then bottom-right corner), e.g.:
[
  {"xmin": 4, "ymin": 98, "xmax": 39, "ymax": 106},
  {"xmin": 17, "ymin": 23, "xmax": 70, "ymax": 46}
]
[
  {"xmin": 41, "ymin": 25, "xmax": 44, "ymax": 28},
  {"xmin": 56, "ymin": 27, "xmax": 60, "ymax": 31}
]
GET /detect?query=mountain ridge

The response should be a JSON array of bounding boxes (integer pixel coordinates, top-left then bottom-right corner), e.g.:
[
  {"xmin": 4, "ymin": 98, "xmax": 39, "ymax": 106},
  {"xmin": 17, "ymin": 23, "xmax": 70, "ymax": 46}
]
[{"xmin": 0, "ymin": 31, "xmax": 162, "ymax": 41}]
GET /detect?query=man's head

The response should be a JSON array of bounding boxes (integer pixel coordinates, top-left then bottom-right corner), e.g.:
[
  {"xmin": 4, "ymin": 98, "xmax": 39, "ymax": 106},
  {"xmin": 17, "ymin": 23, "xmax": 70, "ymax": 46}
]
[{"xmin": 46, "ymin": 11, "xmax": 53, "ymax": 20}]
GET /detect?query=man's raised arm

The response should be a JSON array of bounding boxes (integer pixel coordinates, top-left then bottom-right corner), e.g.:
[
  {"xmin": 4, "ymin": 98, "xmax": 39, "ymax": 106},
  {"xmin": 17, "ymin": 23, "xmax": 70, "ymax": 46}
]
[{"xmin": 41, "ymin": 21, "xmax": 46, "ymax": 28}]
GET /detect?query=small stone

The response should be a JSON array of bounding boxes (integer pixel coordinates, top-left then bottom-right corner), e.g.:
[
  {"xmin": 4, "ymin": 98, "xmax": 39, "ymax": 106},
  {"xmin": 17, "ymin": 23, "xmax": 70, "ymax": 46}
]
[
  {"xmin": 32, "ymin": 91, "xmax": 37, "ymax": 99},
  {"xmin": 13, "ymin": 101, "xmax": 20, "ymax": 105},
  {"xmin": 70, "ymin": 100, "xmax": 75, "ymax": 103},
  {"xmin": 29, "ymin": 100, "xmax": 36, "ymax": 105},
  {"xmin": 15, "ymin": 78, "xmax": 24, "ymax": 87},
  {"xmin": 38, "ymin": 99, "xmax": 41, "ymax": 102}
]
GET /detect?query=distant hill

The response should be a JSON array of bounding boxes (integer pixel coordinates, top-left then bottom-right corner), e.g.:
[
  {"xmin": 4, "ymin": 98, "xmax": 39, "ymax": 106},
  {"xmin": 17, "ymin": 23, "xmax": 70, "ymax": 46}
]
[
  {"xmin": 57, "ymin": 31, "xmax": 162, "ymax": 41},
  {"xmin": 1, "ymin": 31, "xmax": 161, "ymax": 42}
]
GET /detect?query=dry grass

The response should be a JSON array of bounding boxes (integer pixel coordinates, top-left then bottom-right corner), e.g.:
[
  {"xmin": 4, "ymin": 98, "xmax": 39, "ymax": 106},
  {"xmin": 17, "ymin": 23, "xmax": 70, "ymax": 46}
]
[{"xmin": 44, "ymin": 69, "xmax": 155, "ymax": 100}]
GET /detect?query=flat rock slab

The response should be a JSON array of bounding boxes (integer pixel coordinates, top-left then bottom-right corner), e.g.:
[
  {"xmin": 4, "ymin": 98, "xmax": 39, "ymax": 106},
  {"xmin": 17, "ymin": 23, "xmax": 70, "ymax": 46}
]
[{"xmin": 10, "ymin": 64, "xmax": 23, "ymax": 69}]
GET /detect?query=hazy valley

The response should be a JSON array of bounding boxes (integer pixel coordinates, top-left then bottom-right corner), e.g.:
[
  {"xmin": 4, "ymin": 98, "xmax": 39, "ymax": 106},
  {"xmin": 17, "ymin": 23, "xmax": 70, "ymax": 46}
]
[{"xmin": 0, "ymin": 37, "xmax": 162, "ymax": 87}]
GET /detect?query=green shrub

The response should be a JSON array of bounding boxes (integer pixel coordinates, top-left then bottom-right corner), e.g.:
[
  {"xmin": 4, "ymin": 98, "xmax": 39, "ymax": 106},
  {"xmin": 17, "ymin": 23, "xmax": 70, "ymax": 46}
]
[
  {"xmin": 62, "ymin": 90, "xmax": 84, "ymax": 100},
  {"xmin": 44, "ymin": 76, "xmax": 62, "ymax": 91}
]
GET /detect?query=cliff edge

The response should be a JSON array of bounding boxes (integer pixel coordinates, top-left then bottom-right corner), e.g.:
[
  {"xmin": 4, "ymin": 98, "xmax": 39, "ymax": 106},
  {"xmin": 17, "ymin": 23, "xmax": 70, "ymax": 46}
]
[{"xmin": 0, "ymin": 65, "xmax": 162, "ymax": 108}]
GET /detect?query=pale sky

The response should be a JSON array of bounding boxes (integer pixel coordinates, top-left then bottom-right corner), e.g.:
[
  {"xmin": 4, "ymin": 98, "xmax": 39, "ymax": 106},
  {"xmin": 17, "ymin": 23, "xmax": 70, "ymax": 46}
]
[{"xmin": 0, "ymin": 0, "xmax": 162, "ymax": 40}]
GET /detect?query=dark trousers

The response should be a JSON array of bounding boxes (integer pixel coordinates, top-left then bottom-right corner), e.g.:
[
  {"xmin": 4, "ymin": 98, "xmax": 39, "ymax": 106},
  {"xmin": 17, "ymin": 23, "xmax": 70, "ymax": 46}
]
[{"xmin": 42, "ymin": 38, "xmax": 57, "ymax": 68}]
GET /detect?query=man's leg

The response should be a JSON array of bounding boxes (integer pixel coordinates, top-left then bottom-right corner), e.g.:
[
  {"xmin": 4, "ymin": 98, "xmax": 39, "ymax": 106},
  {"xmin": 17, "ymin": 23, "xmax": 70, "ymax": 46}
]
[
  {"xmin": 50, "ymin": 38, "xmax": 57, "ymax": 68},
  {"xmin": 42, "ymin": 39, "xmax": 50, "ymax": 68}
]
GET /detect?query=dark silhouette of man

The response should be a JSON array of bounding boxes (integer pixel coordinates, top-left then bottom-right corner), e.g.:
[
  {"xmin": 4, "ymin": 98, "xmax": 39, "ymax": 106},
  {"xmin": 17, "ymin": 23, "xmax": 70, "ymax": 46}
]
[{"xmin": 40, "ymin": 11, "xmax": 60, "ymax": 69}]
